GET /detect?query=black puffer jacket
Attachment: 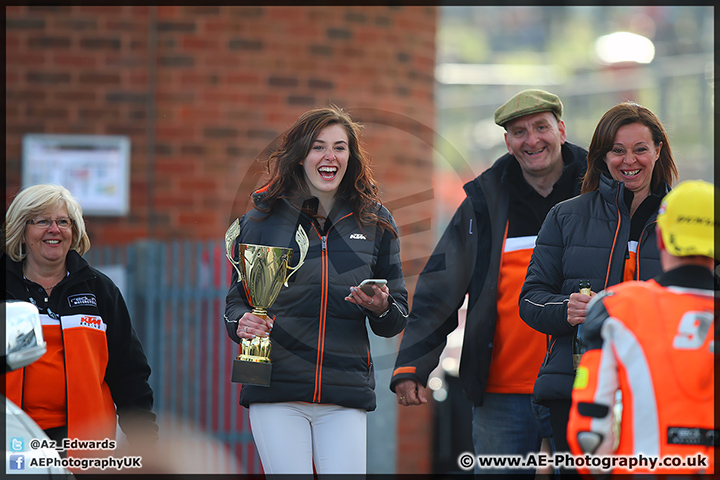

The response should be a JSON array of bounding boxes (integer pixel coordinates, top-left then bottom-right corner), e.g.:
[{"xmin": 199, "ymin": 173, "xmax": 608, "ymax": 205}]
[
  {"xmin": 224, "ymin": 195, "xmax": 408, "ymax": 411},
  {"xmin": 519, "ymin": 174, "xmax": 669, "ymax": 404}
]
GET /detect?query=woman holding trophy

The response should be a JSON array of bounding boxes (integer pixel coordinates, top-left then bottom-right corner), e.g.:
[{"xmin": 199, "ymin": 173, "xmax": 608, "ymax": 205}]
[{"xmin": 223, "ymin": 105, "xmax": 409, "ymax": 474}]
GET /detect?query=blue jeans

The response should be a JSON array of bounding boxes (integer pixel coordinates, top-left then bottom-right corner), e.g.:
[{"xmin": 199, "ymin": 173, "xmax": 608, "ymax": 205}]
[{"xmin": 472, "ymin": 393, "xmax": 553, "ymax": 475}]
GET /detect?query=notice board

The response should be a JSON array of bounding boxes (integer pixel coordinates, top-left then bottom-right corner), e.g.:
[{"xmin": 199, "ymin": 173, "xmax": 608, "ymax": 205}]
[{"xmin": 22, "ymin": 134, "xmax": 130, "ymax": 216}]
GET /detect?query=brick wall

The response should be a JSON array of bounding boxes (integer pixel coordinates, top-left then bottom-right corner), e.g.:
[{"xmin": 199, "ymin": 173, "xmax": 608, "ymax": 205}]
[
  {"xmin": 6, "ymin": 5, "xmax": 437, "ymax": 474},
  {"xmin": 6, "ymin": 6, "xmax": 437, "ymax": 246}
]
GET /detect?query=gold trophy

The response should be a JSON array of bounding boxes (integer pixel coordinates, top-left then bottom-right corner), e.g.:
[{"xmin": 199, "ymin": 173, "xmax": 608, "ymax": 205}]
[{"xmin": 224, "ymin": 218, "xmax": 309, "ymax": 386}]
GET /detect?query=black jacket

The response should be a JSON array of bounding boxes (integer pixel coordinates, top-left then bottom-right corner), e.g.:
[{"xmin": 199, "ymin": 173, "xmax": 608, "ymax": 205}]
[
  {"xmin": 390, "ymin": 142, "xmax": 587, "ymax": 406},
  {"xmin": 224, "ymin": 195, "xmax": 408, "ymax": 411},
  {"xmin": 4, "ymin": 251, "xmax": 157, "ymax": 443},
  {"xmin": 519, "ymin": 174, "xmax": 669, "ymax": 404}
]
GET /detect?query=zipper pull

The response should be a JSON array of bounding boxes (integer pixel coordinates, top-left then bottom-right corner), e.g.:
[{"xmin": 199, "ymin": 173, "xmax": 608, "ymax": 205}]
[{"xmin": 321, "ymin": 236, "xmax": 327, "ymax": 252}]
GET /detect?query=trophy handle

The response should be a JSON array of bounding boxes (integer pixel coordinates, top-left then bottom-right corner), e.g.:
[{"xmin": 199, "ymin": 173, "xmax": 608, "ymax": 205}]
[
  {"xmin": 284, "ymin": 225, "xmax": 309, "ymax": 286},
  {"xmin": 224, "ymin": 218, "xmax": 244, "ymax": 281}
]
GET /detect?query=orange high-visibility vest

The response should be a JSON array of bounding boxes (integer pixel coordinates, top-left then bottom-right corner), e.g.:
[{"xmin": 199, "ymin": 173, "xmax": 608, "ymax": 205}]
[{"xmin": 568, "ymin": 279, "xmax": 715, "ymax": 475}]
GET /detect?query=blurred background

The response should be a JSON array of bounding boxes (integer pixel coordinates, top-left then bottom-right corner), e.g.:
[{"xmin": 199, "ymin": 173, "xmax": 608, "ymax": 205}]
[{"xmin": 5, "ymin": 5, "xmax": 713, "ymax": 475}]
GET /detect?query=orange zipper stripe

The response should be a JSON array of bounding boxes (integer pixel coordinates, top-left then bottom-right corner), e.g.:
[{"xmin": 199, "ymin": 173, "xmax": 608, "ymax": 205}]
[
  {"xmin": 605, "ymin": 191, "xmax": 622, "ymax": 290},
  {"xmin": 313, "ymin": 227, "xmax": 324, "ymax": 401},
  {"xmin": 316, "ymin": 240, "xmax": 328, "ymax": 401},
  {"xmin": 312, "ymin": 213, "xmax": 354, "ymax": 403}
]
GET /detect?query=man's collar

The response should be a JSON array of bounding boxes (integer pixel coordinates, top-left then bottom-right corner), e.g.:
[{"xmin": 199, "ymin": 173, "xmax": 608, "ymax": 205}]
[{"xmin": 655, "ymin": 264, "xmax": 716, "ymax": 290}]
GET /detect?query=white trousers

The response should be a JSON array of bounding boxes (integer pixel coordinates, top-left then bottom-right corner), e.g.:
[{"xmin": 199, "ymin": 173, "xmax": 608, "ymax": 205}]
[{"xmin": 248, "ymin": 402, "xmax": 367, "ymax": 475}]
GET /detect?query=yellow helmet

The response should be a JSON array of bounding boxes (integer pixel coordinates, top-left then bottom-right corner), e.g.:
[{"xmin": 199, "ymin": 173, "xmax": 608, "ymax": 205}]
[{"xmin": 656, "ymin": 180, "xmax": 718, "ymax": 260}]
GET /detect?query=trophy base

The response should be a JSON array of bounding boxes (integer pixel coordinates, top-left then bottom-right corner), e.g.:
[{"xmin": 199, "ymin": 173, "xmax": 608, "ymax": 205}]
[{"xmin": 231, "ymin": 358, "xmax": 272, "ymax": 386}]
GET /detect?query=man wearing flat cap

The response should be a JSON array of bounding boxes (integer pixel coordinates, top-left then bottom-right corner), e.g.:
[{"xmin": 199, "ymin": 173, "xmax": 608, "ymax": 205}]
[{"xmin": 391, "ymin": 89, "xmax": 587, "ymax": 474}]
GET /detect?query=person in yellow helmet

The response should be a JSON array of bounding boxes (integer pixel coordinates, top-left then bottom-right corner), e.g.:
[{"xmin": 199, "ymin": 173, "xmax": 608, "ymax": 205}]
[{"xmin": 567, "ymin": 179, "xmax": 717, "ymax": 475}]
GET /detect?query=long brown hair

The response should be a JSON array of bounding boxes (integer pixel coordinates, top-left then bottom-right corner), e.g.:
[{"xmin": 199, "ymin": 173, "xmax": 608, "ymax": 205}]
[
  {"xmin": 254, "ymin": 105, "xmax": 396, "ymax": 235},
  {"xmin": 581, "ymin": 102, "xmax": 678, "ymax": 194}
]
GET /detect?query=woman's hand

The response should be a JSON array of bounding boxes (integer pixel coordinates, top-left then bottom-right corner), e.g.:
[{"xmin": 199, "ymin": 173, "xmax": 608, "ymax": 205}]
[
  {"xmin": 236, "ymin": 311, "xmax": 273, "ymax": 339},
  {"xmin": 345, "ymin": 284, "xmax": 391, "ymax": 316},
  {"xmin": 567, "ymin": 291, "xmax": 597, "ymax": 326}
]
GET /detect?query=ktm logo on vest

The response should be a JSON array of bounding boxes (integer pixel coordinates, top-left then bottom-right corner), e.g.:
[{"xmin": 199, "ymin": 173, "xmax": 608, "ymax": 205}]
[{"xmin": 80, "ymin": 316, "xmax": 102, "ymax": 329}]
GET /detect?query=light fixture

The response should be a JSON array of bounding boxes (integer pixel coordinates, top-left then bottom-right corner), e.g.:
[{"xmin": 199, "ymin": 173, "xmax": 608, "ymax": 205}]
[{"xmin": 594, "ymin": 31, "xmax": 655, "ymax": 65}]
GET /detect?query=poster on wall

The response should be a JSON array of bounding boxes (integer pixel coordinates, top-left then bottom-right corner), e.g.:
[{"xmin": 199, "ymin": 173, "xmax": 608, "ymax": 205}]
[{"xmin": 22, "ymin": 134, "xmax": 131, "ymax": 216}]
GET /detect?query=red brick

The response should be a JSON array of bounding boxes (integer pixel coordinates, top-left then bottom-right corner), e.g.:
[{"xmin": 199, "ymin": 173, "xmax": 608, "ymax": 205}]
[
  {"xmin": 53, "ymin": 53, "xmax": 99, "ymax": 68},
  {"xmin": 77, "ymin": 107, "xmax": 121, "ymax": 121},
  {"xmin": 7, "ymin": 52, "xmax": 47, "ymax": 67},
  {"xmin": 155, "ymin": 125, "xmax": 198, "ymax": 141},
  {"xmin": 127, "ymin": 72, "xmax": 149, "ymax": 87},
  {"xmin": 265, "ymin": 7, "xmax": 305, "ymax": 22},
  {"xmin": 51, "ymin": 90, "xmax": 95, "ymax": 102},
  {"xmin": 25, "ymin": 105, "xmax": 69, "ymax": 119},
  {"xmin": 6, "ymin": 34, "xmax": 22, "ymax": 49},
  {"xmin": 179, "ymin": 35, "xmax": 220, "ymax": 51},
  {"xmin": 157, "ymin": 6, "xmax": 181, "ymax": 17},
  {"xmin": 225, "ymin": 73, "xmax": 261, "ymax": 86},
  {"xmin": 104, "ymin": 19, "xmax": 141, "ymax": 32},
  {"xmin": 81, "ymin": 6, "xmax": 126, "ymax": 15},
  {"xmin": 201, "ymin": 91, "xmax": 252, "ymax": 104},
  {"xmin": 129, "ymin": 6, "xmax": 150, "ymax": 16},
  {"xmin": 6, "ymin": 72, "xmax": 21, "ymax": 85},
  {"xmin": 176, "ymin": 105, "xmax": 222, "ymax": 122},
  {"xmin": 154, "ymin": 194, "xmax": 194, "ymax": 209},
  {"xmin": 104, "ymin": 54, "xmax": 146, "ymax": 69},
  {"xmin": 154, "ymin": 157, "xmax": 197, "ymax": 176},
  {"xmin": 201, "ymin": 19, "xmax": 228, "ymax": 33},
  {"xmin": 78, "ymin": 72, "xmax": 121, "ymax": 85},
  {"xmin": 198, "ymin": 54, "xmax": 254, "ymax": 69},
  {"xmin": 6, "ymin": 6, "xmax": 27, "ymax": 14},
  {"xmin": 177, "ymin": 177, "xmax": 219, "ymax": 192},
  {"xmin": 178, "ymin": 72, "xmax": 216, "ymax": 87},
  {"xmin": 177, "ymin": 212, "xmax": 216, "ymax": 228},
  {"xmin": 6, "ymin": 104, "xmax": 21, "ymax": 119}
]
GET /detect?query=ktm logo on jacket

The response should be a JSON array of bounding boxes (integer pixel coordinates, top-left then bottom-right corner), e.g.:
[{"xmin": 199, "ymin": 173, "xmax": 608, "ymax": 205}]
[{"xmin": 80, "ymin": 316, "xmax": 102, "ymax": 329}]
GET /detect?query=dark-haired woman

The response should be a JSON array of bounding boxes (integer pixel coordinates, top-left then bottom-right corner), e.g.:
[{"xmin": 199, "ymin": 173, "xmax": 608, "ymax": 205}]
[
  {"xmin": 224, "ymin": 105, "xmax": 408, "ymax": 474},
  {"xmin": 519, "ymin": 102, "xmax": 678, "ymax": 467}
]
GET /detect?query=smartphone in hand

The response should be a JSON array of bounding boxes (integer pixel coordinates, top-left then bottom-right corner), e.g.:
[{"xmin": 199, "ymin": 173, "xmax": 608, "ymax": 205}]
[{"xmin": 359, "ymin": 279, "xmax": 387, "ymax": 296}]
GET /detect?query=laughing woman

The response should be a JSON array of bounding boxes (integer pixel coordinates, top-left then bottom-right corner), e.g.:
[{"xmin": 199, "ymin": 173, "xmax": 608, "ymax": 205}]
[
  {"xmin": 223, "ymin": 105, "xmax": 408, "ymax": 474},
  {"xmin": 519, "ymin": 102, "xmax": 678, "ymax": 467}
]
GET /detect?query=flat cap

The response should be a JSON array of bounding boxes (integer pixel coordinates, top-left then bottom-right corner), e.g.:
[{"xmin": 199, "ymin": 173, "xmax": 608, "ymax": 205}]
[{"xmin": 494, "ymin": 89, "xmax": 563, "ymax": 127}]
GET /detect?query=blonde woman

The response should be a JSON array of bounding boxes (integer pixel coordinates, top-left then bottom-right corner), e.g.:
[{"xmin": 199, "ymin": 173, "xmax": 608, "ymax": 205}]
[{"xmin": 4, "ymin": 184, "xmax": 157, "ymax": 456}]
